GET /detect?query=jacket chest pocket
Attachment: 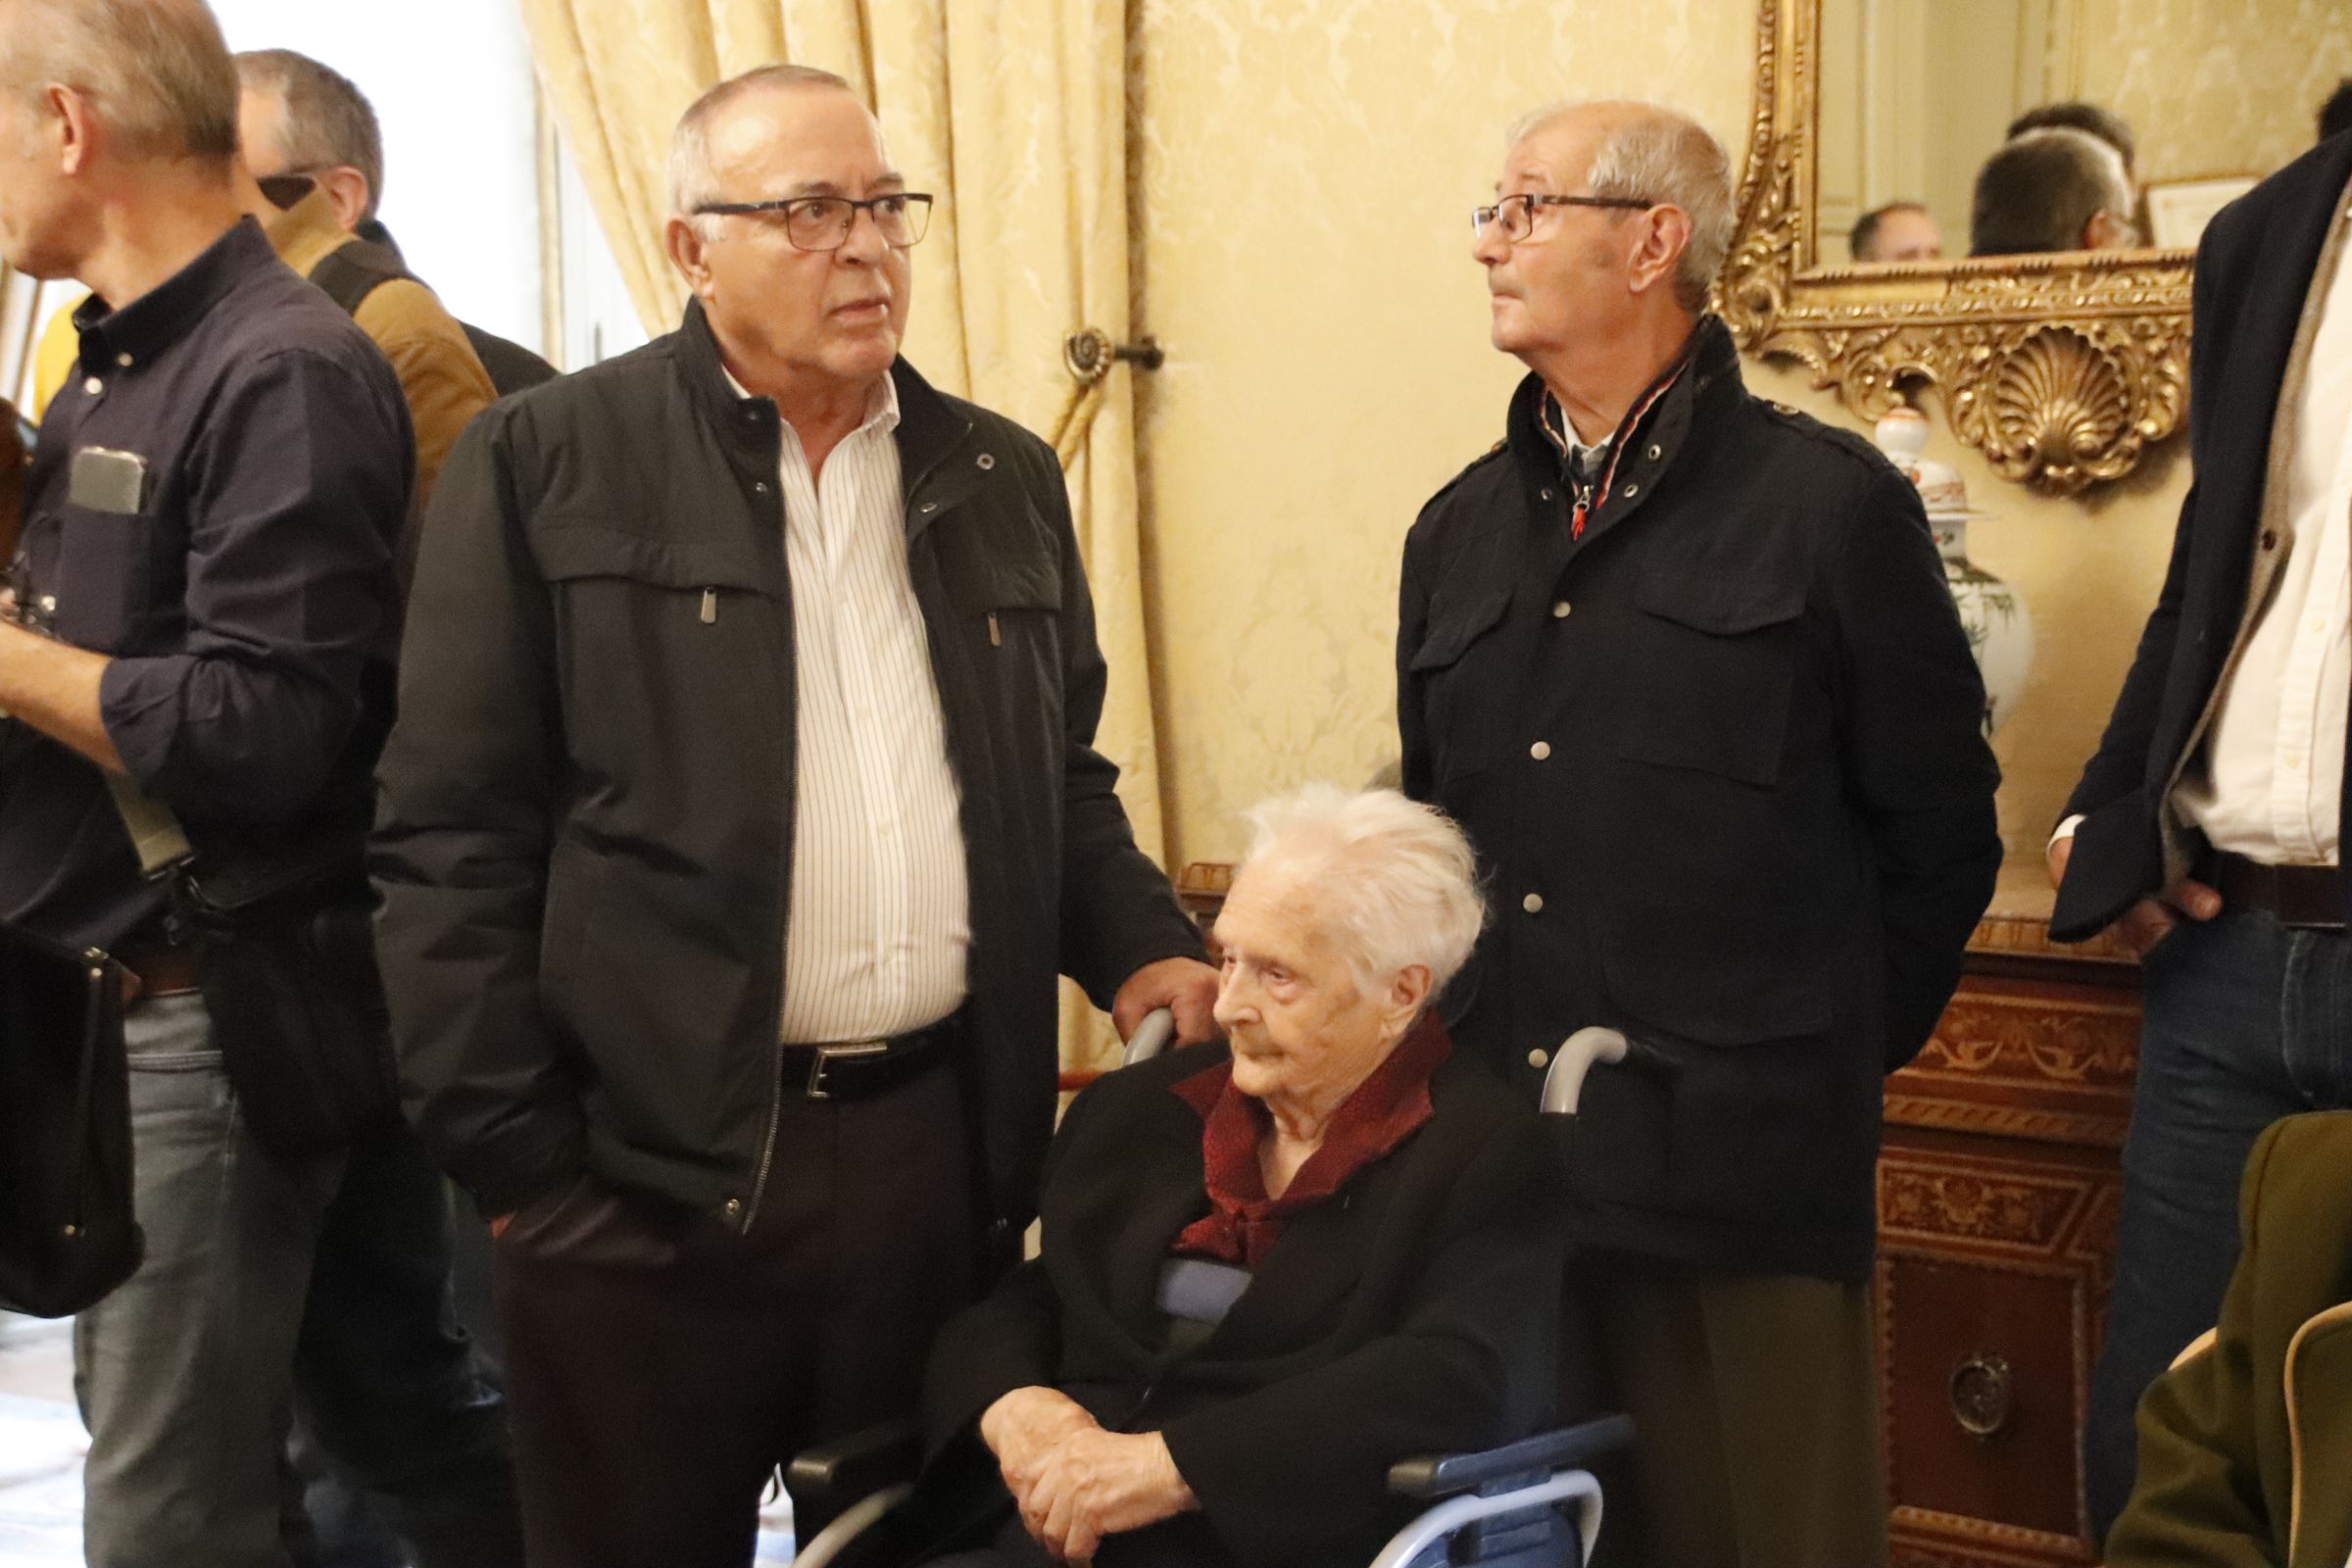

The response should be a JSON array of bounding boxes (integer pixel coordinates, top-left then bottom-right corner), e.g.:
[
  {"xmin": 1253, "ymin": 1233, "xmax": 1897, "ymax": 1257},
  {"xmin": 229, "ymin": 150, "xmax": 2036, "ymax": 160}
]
[
  {"xmin": 534, "ymin": 526, "xmax": 772, "ymax": 743},
  {"xmin": 1406, "ymin": 583, "xmax": 1513, "ymax": 784},
  {"xmin": 1615, "ymin": 569, "xmax": 1805, "ymax": 787}
]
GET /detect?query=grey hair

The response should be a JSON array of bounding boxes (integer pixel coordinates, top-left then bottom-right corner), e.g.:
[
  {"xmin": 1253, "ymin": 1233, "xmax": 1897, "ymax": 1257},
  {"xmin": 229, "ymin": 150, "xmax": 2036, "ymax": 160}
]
[
  {"xmin": 234, "ymin": 50, "xmax": 384, "ymax": 220},
  {"xmin": 1240, "ymin": 785, "xmax": 1488, "ymax": 1001},
  {"xmin": 668, "ymin": 63, "xmax": 855, "ymax": 221},
  {"xmin": 0, "ymin": 0, "xmax": 238, "ymax": 166},
  {"xmin": 1507, "ymin": 99, "xmax": 1736, "ymax": 316}
]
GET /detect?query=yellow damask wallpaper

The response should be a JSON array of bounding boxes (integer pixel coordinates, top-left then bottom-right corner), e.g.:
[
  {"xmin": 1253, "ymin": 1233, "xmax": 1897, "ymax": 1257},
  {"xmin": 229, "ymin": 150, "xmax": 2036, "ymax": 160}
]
[
  {"xmin": 2074, "ymin": 0, "xmax": 2352, "ymax": 182},
  {"xmin": 1129, "ymin": 0, "xmax": 2199, "ymax": 907}
]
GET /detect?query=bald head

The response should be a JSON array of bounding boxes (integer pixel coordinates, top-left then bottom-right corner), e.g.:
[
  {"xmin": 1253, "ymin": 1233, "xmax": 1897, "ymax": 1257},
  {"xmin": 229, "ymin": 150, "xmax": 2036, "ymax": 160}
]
[
  {"xmin": 1505, "ymin": 99, "xmax": 1733, "ymax": 315},
  {"xmin": 668, "ymin": 64, "xmax": 859, "ymax": 220},
  {"xmin": 0, "ymin": 0, "xmax": 238, "ymax": 166}
]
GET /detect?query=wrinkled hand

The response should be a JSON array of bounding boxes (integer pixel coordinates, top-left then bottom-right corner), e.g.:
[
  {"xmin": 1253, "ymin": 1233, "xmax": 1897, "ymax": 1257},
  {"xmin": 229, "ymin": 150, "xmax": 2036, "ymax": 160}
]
[
  {"xmin": 2048, "ymin": 832, "xmax": 2221, "ymax": 957},
  {"xmin": 1111, "ymin": 956, "xmax": 1220, "ymax": 1047},
  {"xmin": 980, "ymin": 1386, "xmax": 1099, "ymax": 1499},
  {"xmin": 1019, "ymin": 1426, "xmax": 1195, "ymax": 1563}
]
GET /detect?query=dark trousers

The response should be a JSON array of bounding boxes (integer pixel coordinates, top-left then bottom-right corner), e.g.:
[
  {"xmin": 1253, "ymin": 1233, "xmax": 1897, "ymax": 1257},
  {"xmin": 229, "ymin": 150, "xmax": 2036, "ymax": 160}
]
[
  {"xmin": 1577, "ymin": 1250, "xmax": 1884, "ymax": 1568},
  {"xmin": 2087, "ymin": 909, "xmax": 2352, "ymax": 1541},
  {"xmin": 491, "ymin": 1059, "xmax": 980, "ymax": 1568}
]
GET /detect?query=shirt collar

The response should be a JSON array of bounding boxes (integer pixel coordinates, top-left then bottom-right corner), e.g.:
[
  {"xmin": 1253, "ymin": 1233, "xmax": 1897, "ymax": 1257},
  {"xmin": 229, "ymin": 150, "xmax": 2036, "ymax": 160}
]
[
  {"xmin": 720, "ymin": 363, "xmax": 902, "ymax": 438},
  {"xmin": 74, "ymin": 218, "xmax": 271, "ymax": 376},
  {"xmin": 263, "ymin": 186, "xmax": 353, "ymax": 278}
]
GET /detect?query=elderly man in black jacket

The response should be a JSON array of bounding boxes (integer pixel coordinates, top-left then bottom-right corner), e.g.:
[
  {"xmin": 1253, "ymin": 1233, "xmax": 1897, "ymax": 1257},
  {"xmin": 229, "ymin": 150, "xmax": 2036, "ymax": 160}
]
[
  {"xmin": 372, "ymin": 64, "xmax": 1217, "ymax": 1568},
  {"xmin": 2048, "ymin": 127, "xmax": 2352, "ymax": 1542},
  {"xmin": 1398, "ymin": 99, "xmax": 2002, "ymax": 1567}
]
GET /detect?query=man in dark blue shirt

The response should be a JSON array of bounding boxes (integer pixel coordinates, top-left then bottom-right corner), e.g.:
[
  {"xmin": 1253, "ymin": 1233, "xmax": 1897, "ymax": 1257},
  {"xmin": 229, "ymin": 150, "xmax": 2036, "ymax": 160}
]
[{"xmin": 0, "ymin": 2, "xmax": 519, "ymax": 1563}]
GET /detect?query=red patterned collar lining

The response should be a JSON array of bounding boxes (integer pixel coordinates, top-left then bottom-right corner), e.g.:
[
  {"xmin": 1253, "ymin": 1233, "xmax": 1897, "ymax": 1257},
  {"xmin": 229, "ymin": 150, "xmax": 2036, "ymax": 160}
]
[{"xmin": 1168, "ymin": 1011, "xmax": 1451, "ymax": 1268}]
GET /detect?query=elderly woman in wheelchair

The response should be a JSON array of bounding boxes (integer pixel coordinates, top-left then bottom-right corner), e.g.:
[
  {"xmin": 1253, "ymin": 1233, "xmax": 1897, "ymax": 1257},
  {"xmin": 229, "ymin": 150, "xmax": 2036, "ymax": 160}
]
[{"xmin": 812, "ymin": 785, "xmax": 1592, "ymax": 1568}]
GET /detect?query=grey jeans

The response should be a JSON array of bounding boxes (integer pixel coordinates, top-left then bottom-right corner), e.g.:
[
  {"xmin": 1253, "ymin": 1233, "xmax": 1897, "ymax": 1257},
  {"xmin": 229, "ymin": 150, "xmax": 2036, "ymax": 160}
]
[{"xmin": 73, "ymin": 993, "xmax": 520, "ymax": 1568}]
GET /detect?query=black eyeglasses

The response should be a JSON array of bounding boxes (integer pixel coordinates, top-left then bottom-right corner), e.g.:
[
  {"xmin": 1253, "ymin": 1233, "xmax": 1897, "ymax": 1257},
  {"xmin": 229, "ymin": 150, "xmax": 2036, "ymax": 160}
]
[
  {"xmin": 694, "ymin": 192, "xmax": 934, "ymax": 252},
  {"xmin": 1472, "ymin": 192, "xmax": 1651, "ymax": 240}
]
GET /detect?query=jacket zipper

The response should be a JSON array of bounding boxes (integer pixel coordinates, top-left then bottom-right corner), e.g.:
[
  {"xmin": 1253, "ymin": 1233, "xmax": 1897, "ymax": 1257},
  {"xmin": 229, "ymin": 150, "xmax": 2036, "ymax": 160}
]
[{"xmin": 738, "ymin": 461, "xmax": 792, "ymax": 1234}]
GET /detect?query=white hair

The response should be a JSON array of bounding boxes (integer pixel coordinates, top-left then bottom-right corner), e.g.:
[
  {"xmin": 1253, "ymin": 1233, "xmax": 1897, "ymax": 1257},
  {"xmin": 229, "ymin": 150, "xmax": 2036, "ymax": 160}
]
[
  {"xmin": 1240, "ymin": 785, "xmax": 1487, "ymax": 1001},
  {"xmin": 1508, "ymin": 99, "xmax": 1736, "ymax": 315},
  {"xmin": 666, "ymin": 62, "xmax": 854, "ymax": 221}
]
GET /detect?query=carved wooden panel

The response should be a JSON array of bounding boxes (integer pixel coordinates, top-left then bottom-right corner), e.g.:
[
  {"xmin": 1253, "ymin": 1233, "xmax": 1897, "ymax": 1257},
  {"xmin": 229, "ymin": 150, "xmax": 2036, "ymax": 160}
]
[{"xmin": 1878, "ymin": 920, "xmax": 2139, "ymax": 1568}]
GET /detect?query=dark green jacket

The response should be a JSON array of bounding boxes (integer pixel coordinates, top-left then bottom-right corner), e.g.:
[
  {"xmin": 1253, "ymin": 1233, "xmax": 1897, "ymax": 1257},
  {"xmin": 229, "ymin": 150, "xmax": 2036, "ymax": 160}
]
[
  {"xmin": 372, "ymin": 300, "xmax": 1204, "ymax": 1240},
  {"xmin": 2108, "ymin": 1111, "xmax": 2352, "ymax": 1568}
]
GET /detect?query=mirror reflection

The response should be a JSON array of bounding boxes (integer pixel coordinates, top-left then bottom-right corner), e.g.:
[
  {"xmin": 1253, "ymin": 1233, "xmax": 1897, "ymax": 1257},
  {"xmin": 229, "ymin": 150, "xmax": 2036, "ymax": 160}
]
[{"xmin": 1817, "ymin": 0, "xmax": 2352, "ymax": 265}]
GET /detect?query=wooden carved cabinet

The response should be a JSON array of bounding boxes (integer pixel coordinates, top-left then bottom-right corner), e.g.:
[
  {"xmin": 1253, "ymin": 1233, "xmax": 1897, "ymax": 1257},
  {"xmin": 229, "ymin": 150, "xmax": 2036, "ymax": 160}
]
[
  {"xmin": 1173, "ymin": 869, "xmax": 2141, "ymax": 1566},
  {"xmin": 1881, "ymin": 914, "xmax": 2140, "ymax": 1568}
]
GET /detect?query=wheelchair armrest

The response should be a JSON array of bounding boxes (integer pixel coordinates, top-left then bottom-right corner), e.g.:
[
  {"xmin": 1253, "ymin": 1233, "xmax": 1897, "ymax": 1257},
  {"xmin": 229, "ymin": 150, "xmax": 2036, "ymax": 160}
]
[
  {"xmin": 1385, "ymin": 1413, "xmax": 1635, "ymax": 1499},
  {"xmin": 784, "ymin": 1417, "xmax": 923, "ymax": 1513}
]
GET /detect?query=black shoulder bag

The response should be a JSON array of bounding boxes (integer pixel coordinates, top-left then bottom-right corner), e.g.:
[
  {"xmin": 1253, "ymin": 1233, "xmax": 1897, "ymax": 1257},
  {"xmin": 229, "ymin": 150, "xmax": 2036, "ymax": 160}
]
[{"xmin": 0, "ymin": 921, "xmax": 140, "ymax": 1316}]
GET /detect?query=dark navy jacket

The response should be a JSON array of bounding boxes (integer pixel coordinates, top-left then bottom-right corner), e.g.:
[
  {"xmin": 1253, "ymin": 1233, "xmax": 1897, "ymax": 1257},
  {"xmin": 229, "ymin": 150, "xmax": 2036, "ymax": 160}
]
[{"xmin": 1398, "ymin": 317, "xmax": 2001, "ymax": 1281}]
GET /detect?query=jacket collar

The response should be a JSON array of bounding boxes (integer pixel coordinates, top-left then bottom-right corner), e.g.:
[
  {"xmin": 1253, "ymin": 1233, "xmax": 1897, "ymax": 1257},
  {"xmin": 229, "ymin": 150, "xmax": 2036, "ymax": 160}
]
[
  {"xmin": 674, "ymin": 297, "xmax": 977, "ymax": 514},
  {"xmin": 1503, "ymin": 314, "xmax": 1743, "ymax": 545}
]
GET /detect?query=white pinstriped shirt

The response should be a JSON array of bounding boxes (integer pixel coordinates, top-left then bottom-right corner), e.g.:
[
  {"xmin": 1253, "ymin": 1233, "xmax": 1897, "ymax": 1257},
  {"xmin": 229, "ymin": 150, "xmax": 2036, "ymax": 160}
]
[{"xmin": 729, "ymin": 370, "xmax": 970, "ymax": 1043}]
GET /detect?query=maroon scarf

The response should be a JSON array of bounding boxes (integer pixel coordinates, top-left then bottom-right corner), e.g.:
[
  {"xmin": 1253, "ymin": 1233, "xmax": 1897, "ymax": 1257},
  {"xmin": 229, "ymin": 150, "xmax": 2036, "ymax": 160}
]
[{"xmin": 1168, "ymin": 1012, "xmax": 1451, "ymax": 1267}]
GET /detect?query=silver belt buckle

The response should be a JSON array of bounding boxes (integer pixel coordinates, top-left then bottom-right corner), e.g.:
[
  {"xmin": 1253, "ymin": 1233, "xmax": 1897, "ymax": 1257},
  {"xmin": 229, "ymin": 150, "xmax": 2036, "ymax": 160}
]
[{"xmin": 806, "ymin": 1040, "xmax": 889, "ymax": 1100}]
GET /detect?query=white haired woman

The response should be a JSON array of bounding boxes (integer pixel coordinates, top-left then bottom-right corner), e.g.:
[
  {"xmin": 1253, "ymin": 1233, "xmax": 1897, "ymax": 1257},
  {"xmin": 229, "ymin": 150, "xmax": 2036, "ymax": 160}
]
[{"xmin": 878, "ymin": 786, "xmax": 1567, "ymax": 1568}]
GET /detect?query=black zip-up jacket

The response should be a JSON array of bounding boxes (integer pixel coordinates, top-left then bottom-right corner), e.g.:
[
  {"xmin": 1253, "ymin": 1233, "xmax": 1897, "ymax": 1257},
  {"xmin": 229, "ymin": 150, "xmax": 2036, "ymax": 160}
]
[
  {"xmin": 1398, "ymin": 318, "xmax": 2001, "ymax": 1281},
  {"xmin": 371, "ymin": 300, "xmax": 1205, "ymax": 1242}
]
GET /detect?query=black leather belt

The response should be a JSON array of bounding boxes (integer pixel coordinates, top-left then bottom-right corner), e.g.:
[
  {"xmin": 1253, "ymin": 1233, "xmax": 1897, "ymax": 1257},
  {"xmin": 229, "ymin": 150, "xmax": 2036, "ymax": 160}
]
[
  {"xmin": 779, "ymin": 1015, "xmax": 959, "ymax": 1102},
  {"xmin": 2208, "ymin": 852, "xmax": 2344, "ymax": 929}
]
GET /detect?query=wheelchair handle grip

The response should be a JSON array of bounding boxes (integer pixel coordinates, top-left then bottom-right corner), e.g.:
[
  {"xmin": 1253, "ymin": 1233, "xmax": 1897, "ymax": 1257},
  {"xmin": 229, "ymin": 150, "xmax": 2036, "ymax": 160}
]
[{"xmin": 1121, "ymin": 1005, "xmax": 1178, "ymax": 1066}]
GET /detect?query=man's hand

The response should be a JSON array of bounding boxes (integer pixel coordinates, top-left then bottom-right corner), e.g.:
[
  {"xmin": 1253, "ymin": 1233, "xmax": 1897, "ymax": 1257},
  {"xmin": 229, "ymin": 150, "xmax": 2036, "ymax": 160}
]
[
  {"xmin": 1019, "ymin": 1427, "xmax": 1196, "ymax": 1562},
  {"xmin": 980, "ymin": 1387, "xmax": 1100, "ymax": 1504},
  {"xmin": 2048, "ymin": 832, "xmax": 2222, "ymax": 957},
  {"xmin": 1111, "ymin": 956, "xmax": 1220, "ymax": 1046}
]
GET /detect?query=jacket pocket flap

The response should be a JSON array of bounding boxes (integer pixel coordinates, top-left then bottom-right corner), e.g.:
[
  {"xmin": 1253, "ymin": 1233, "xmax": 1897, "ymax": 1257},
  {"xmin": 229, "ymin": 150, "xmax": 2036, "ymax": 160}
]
[
  {"xmin": 1600, "ymin": 938, "xmax": 1834, "ymax": 1047},
  {"xmin": 535, "ymin": 525, "xmax": 766, "ymax": 593},
  {"xmin": 987, "ymin": 560, "xmax": 1061, "ymax": 611},
  {"xmin": 1408, "ymin": 584, "xmax": 1512, "ymax": 672},
  {"xmin": 1636, "ymin": 569, "xmax": 1805, "ymax": 637}
]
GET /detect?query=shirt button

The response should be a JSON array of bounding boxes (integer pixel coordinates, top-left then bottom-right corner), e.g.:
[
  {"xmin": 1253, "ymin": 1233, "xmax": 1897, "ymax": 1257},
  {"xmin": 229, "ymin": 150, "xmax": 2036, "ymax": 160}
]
[
  {"xmin": 722, "ymin": 1198, "xmax": 743, "ymax": 1218},
  {"xmin": 1540, "ymin": 488, "xmax": 1555, "ymax": 502},
  {"xmin": 115, "ymin": 352, "xmax": 132, "ymax": 368},
  {"xmin": 37, "ymin": 595, "xmax": 57, "ymax": 614},
  {"xmin": 1528, "ymin": 1048, "xmax": 1549, "ymax": 1069},
  {"xmin": 1530, "ymin": 740, "xmax": 1551, "ymax": 760},
  {"xmin": 82, "ymin": 377, "xmax": 102, "ymax": 396},
  {"xmin": 976, "ymin": 453, "xmax": 996, "ymax": 470},
  {"xmin": 1551, "ymin": 600, "xmax": 1571, "ymax": 618},
  {"xmin": 1522, "ymin": 892, "xmax": 1544, "ymax": 914}
]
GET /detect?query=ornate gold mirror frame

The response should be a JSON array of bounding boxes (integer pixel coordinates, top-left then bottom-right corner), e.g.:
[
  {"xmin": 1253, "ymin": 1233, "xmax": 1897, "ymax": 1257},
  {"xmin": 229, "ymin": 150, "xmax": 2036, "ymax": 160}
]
[{"xmin": 1713, "ymin": 0, "xmax": 2193, "ymax": 496}]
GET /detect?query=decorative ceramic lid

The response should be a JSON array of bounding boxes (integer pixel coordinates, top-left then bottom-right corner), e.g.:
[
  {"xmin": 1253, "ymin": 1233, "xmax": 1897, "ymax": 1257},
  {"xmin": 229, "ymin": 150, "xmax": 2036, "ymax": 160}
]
[{"xmin": 1874, "ymin": 408, "xmax": 1996, "ymax": 520}]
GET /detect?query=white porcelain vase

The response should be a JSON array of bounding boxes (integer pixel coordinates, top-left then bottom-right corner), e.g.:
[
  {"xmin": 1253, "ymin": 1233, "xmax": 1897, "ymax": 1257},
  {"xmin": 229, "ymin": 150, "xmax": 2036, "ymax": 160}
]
[{"xmin": 1875, "ymin": 409, "xmax": 2034, "ymax": 736}]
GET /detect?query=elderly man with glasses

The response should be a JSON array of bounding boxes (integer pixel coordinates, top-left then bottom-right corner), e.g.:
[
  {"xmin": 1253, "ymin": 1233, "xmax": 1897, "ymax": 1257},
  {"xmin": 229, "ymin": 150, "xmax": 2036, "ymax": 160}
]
[
  {"xmin": 1397, "ymin": 99, "xmax": 2002, "ymax": 1567},
  {"xmin": 372, "ymin": 63, "xmax": 1218, "ymax": 1568}
]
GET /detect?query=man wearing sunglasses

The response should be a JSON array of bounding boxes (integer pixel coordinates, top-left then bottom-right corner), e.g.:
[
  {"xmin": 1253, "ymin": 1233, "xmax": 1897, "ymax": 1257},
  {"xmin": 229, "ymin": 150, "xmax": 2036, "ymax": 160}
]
[
  {"xmin": 1397, "ymin": 99, "xmax": 2002, "ymax": 1567},
  {"xmin": 372, "ymin": 64, "xmax": 1217, "ymax": 1567}
]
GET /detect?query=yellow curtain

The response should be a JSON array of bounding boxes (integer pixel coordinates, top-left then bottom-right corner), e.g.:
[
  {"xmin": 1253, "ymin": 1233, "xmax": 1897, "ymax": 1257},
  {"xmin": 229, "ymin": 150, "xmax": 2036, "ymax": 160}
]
[{"xmin": 520, "ymin": 0, "xmax": 1164, "ymax": 1074}]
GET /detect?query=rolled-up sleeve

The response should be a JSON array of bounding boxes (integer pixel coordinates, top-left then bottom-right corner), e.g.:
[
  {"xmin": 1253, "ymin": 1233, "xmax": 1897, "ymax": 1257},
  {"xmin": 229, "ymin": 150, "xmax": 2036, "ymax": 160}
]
[{"xmin": 98, "ymin": 347, "xmax": 406, "ymax": 819}]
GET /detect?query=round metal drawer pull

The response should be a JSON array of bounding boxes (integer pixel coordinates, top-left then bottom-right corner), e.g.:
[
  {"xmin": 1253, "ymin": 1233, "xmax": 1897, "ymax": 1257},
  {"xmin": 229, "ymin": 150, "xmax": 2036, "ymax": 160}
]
[{"xmin": 1949, "ymin": 1352, "xmax": 2015, "ymax": 1439}]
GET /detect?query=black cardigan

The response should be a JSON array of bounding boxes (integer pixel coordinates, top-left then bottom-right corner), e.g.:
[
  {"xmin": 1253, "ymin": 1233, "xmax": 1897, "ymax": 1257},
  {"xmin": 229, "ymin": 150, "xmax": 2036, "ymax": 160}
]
[{"xmin": 913, "ymin": 1041, "xmax": 1567, "ymax": 1568}]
